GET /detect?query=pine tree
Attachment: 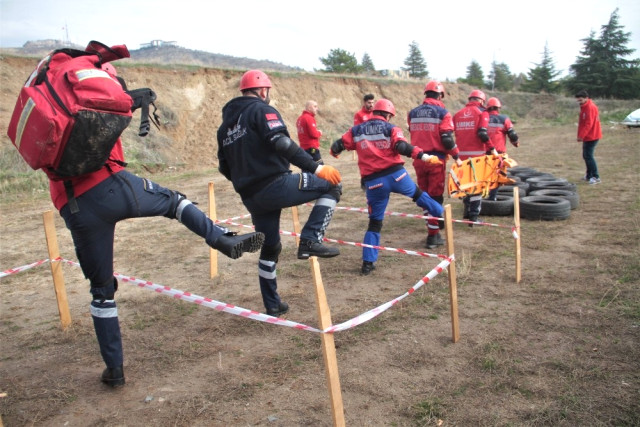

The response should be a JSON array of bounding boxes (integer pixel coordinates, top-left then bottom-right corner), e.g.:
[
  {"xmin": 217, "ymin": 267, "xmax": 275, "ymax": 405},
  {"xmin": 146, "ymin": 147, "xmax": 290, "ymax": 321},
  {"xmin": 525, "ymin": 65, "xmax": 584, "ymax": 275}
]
[
  {"xmin": 402, "ymin": 41, "xmax": 428, "ymax": 78},
  {"xmin": 458, "ymin": 60, "xmax": 484, "ymax": 87},
  {"xmin": 521, "ymin": 43, "xmax": 561, "ymax": 93},
  {"xmin": 361, "ymin": 53, "xmax": 376, "ymax": 74},
  {"xmin": 566, "ymin": 8, "xmax": 640, "ymax": 98},
  {"xmin": 487, "ymin": 61, "xmax": 514, "ymax": 91},
  {"xmin": 319, "ymin": 48, "xmax": 360, "ymax": 74}
]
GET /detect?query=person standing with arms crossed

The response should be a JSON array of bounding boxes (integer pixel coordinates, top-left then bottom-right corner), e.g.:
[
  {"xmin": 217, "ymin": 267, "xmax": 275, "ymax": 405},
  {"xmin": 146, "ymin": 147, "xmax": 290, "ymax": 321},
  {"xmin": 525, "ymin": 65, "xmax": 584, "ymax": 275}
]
[
  {"xmin": 575, "ymin": 89, "xmax": 602, "ymax": 184},
  {"xmin": 353, "ymin": 93, "xmax": 375, "ymax": 125},
  {"xmin": 331, "ymin": 99, "xmax": 443, "ymax": 275},
  {"xmin": 453, "ymin": 89, "xmax": 497, "ymax": 225},
  {"xmin": 408, "ymin": 80, "xmax": 462, "ymax": 248},
  {"xmin": 486, "ymin": 97, "xmax": 520, "ymax": 200},
  {"xmin": 217, "ymin": 70, "xmax": 343, "ymax": 317},
  {"xmin": 296, "ymin": 100, "xmax": 324, "ymax": 164}
]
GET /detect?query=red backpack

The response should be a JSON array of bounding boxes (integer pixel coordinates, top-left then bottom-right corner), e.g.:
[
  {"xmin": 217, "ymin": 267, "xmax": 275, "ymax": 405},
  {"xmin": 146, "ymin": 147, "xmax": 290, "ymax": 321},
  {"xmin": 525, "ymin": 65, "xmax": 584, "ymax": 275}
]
[{"xmin": 6, "ymin": 41, "xmax": 153, "ymax": 181}]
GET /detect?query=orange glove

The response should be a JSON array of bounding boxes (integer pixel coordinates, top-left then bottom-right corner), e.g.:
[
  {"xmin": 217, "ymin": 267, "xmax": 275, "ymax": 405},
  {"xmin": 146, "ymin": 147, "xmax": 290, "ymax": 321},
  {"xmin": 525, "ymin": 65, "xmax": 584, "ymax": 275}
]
[
  {"xmin": 315, "ymin": 164, "xmax": 342, "ymax": 185},
  {"xmin": 421, "ymin": 154, "xmax": 442, "ymax": 165}
]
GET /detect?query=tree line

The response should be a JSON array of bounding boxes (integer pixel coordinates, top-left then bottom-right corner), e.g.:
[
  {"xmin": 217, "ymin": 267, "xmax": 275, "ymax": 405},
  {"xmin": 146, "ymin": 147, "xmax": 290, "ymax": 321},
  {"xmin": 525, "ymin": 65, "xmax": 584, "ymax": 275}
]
[{"xmin": 318, "ymin": 9, "xmax": 639, "ymax": 100}]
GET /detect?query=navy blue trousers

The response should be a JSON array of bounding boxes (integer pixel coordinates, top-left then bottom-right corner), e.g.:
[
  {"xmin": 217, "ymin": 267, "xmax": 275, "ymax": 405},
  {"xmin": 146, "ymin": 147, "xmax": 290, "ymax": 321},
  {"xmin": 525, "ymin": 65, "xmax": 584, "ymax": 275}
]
[{"xmin": 60, "ymin": 170, "xmax": 226, "ymax": 368}]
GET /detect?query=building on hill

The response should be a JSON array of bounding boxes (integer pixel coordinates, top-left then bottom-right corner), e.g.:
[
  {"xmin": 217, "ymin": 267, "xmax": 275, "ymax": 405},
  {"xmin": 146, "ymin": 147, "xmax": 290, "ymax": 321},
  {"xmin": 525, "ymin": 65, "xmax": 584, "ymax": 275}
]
[{"xmin": 140, "ymin": 40, "xmax": 178, "ymax": 49}]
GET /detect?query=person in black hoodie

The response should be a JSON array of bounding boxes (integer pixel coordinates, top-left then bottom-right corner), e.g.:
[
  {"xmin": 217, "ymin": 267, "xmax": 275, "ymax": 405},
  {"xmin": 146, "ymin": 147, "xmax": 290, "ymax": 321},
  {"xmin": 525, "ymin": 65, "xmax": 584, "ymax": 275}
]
[{"xmin": 217, "ymin": 70, "xmax": 343, "ymax": 317}]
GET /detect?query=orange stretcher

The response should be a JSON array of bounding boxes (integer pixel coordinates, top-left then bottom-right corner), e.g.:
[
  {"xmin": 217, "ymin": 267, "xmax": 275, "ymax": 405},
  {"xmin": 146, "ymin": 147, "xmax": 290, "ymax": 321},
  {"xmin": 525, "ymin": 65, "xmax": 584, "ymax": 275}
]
[{"xmin": 447, "ymin": 154, "xmax": 518, "ymax": 198}]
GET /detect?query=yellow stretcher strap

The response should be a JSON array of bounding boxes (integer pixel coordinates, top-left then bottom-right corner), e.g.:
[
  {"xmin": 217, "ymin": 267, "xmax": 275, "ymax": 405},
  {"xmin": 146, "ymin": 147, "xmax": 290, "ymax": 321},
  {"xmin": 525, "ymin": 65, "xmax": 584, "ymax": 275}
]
[{"xmin": 447, "ymin": 154, "xmax": 518, "ymax": 199}]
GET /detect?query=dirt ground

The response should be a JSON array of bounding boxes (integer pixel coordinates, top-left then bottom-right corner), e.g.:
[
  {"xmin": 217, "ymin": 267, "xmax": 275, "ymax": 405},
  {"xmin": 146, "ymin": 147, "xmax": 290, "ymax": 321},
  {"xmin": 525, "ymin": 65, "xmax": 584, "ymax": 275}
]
[{"xmin": 1, "ymin": 55, "xmax": 639, "ymax": 426}]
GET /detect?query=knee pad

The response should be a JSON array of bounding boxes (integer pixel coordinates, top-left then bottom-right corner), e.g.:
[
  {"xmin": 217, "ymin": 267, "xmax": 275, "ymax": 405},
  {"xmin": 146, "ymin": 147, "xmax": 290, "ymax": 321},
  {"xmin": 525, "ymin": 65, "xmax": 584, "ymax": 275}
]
[
  {"xmin": 367, "ymin": 219, "xmax": 383, "ymax": 233},
  {"xmin": 169, "ymin": 191, "xmax": 191, "ymax": 221},
  {"xmin": 260, "ymin": 242, "xmax": 282, "ymax": 263},
  {"xmin": 433, "ymin": 195, "xmax": 444, "ymax": 205},
  {"xmin": 327, "ymin": 183, "xmax": 342, "ymax": 203},
  {"xmin": 411, "ymin": 186, "xmax": 423, "ymax": 202},
  {"xmin": 91, "ymin": 277, "xmax": 118, "ymax": 300}
]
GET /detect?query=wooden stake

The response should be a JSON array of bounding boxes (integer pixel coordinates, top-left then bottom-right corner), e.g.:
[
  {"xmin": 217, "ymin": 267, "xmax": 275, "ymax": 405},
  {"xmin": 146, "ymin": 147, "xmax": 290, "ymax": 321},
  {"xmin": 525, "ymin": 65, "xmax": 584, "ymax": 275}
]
[
  {"xmin": 42, "ymin": 210, "xmax": 71, "ymax": 329},
  {"xmin": 513, "ymin": 186, "xmax": 522, "ymax": 283},
  {"xmin": 443, "ymin": 204, "xmax": 460, "ymax": 343},
  {"xmin": 310, "ymin": 257, "xmax": 345, "ymax": 426},
  {"xmin": 291, "ymin": 206, "xmax": 301, "ymax": 245},
  {"xmin": 208, "ymin": 182, "xmax": 218, "ymax": 279}
]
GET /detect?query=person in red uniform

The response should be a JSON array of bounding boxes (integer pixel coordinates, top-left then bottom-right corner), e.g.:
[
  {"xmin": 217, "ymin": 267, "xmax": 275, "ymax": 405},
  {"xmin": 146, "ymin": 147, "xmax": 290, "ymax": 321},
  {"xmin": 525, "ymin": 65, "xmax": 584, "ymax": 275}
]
[
  {"xmin": 453, "ymin": 89, "xmax": 496, "ymax": 224},
  {"xmin": 353, "ymin": 93, "xmax": 375, "ymax": 125},
  {"xmin": 51, "ymin": 64, "xmax": 264, "ymax": 388},
  {"xmin": 408, "ymin": 80, "xmax": 462, "ymax": 248},
  {"xmin": 296, "ymin": 100, "xmax": 324, "ymax": 164},
  {"xmin": 486, "ymin": 97, "xmax": 519, "ymax": 200},
  {"xmin": 575, "ymin": 89, "xmax": 602, "ymax": 184},
  {"xmin": 331, "ymin": 99, "xmax": 443, "ymax": 275}
]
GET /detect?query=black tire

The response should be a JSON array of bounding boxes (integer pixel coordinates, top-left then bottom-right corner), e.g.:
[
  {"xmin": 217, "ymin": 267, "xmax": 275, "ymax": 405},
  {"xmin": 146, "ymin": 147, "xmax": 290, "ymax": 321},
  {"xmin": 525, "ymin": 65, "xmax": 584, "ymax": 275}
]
[
  {"xmin": 498, "ymin": 181, "xmax": 530, "ymax": 196},
  {"xmin": 520, "ymin": 195, "xmax": 571, "ymax": 221},
  {"xmin": 531, "ymin": 181, "xmax": 577, "ymax": 192},
  {"xmin": 529, "ymin": 189, "xmax": 580, "ymax": 210},
  {"xmin": 528, "ymin": 178, "xmax": 570, "ymax": 192},
  {"xmin": 481, "ymin": 195, "xmax": 514, "ymax": 216},
  {"xmin": 519, "ymin": 172, "xmax": 555, "ymax": 182},
  {"xmin": 509, "ymin": 166, "xmax": 538, "ymax": 176}
]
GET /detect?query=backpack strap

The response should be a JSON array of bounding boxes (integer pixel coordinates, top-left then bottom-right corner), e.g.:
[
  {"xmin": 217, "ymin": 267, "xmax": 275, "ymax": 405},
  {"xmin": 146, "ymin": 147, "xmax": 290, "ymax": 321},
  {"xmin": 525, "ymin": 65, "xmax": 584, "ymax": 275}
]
[{"xmin": 64, "ymin": 180, "xmax": 80, "ymax": 214}]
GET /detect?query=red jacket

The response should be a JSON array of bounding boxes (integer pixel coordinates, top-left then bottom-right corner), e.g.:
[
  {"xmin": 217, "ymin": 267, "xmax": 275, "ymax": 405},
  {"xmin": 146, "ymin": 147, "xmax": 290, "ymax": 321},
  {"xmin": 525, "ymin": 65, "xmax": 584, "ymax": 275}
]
[
  {"xmin": 296, "ymin": 110, "xmax": 322, "ymax": 150},
  {"xmin": 353, "ymin": 106, "xmax": 373, "ymax": 125},
  {"xmin": 341, "ymin": 115, "xmax": 420, "ymax": 178},
  {"xmin": 407, "ymin": 98, "xmax": 456, "ymax": 156},
  {"xmin": 577, "ymin": 99, "xmax": 602, "ymax": 142},
  {"xmin": 49, "ymin": 139, "xmax": 126, "ymax": 210},
  {"xmin": 453, "ymin": 101, "xmax": 492, "ymax": 160},
  {"xmin": 487, "ymin": 110, "xmax": 515, "ymax": 153}
]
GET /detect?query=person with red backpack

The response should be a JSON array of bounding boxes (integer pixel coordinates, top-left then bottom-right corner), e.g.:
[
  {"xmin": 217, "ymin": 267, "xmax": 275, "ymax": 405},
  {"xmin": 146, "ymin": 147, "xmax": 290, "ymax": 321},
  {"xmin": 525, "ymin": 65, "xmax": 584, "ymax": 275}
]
[
  {"xmin": 49, "ymin": 63, "xmax": 265, "ymax": 388},
  {"xmin": 331, "ymin": 99, "xmax": 443, "ymax": 275},
  {"xmin": 453, "ymin": 89, "xmax": 497, "ymax": 224},
  {"xmin": 408, "ymin": 80, "xmax": 462, "ymax": 248},
  {"xmin": 486, "ymin": 97, "xmax": 519, "ymax": 200}
]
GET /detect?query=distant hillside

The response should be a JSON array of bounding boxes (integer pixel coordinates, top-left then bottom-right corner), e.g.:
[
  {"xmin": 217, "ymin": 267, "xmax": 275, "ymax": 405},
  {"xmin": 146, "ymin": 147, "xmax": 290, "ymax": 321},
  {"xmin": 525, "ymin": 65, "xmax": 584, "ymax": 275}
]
[{"xmin": 0, "ymin": 39, "xmax": 302, "ymax": 72}]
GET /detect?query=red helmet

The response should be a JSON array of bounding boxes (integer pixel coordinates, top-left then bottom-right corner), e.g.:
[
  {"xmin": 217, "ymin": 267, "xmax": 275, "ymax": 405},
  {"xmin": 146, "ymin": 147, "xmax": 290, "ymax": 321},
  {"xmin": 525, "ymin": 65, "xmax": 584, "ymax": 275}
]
[
  {"xmin": 101, "ymin": 62, "xmax": 117, "ymax": 76},
  {"xmin": 373, "ymin": 99, "xmax": 396, "ymax": 117},
  {"xmin": 239, "ymin": 70, "xmax": 272, "ymax": 91},
  {"xmin": 487, "ymin": 97, "xmax": 502, "ymax": 109},
  {"xmin": 424, "ymin": 80, "xmax": 445, "ymax": 98},
  {"xmin": 468, "ymin": 89, "xmax": 486, "ymax": 103}
]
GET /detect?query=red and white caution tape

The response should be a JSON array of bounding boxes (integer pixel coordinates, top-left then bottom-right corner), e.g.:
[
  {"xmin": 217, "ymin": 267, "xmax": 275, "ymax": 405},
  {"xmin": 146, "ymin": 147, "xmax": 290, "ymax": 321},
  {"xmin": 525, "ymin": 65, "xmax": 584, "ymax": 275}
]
[
  {"xmin": 0, "ymin": 258, "xmax": 50, "ymax": 278},
  {"xmin": 1, "ymin": 256, "xmax": 452, "ymax": 334},
  {"xmin": 216, "ymin": 219, "xmax": 448, "ymax": 260},
  {"xmin": 304, "ymin": 203, "xmax": 515, "ymax": 231},
  {"xmin": 325, "ymin": 255, "xmax": 454, "ymax": 333}
]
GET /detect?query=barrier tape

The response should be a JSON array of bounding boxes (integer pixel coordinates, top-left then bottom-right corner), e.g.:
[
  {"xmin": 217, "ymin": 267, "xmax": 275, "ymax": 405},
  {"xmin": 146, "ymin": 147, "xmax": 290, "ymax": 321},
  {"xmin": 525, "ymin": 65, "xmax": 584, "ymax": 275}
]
[
  {"xmin": 1, "ymin": 255, "xmax": 452, "ymax": 334},
  {"xmin": 215, "ymin": 219, "xmax": 448, "ymax": 260},
  {"xmin": 303, "ymin": 203, "xmax": 515, "ymax": 231},
  {"xmin": 0, "ymin": 259, "xmax": 50, "ymax": 278}
]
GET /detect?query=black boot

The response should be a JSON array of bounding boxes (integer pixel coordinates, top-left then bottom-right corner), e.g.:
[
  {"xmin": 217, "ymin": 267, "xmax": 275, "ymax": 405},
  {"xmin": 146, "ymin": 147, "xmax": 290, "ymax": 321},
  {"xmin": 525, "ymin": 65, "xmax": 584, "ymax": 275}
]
[
  {"xmin": 361, "ymin": 261, "xmax": 376, "ymax": 275},
  {"xmin": 214, "ymin": 232, "xmax": 264, "ymax": 259},
  {"xmin": 426, "ymin": 233, "xmax": 445, "ymax": 249},
  {"xmin": 101, "ymin": 365, "xmax": 125, "ymax": 388},
  {"xmin": 266, "ymin": 301, "xmax": 289, "ymax": 317},
  {"xmin": 297, "ymin": 239, "xmax": 340, "ymax": 259}
]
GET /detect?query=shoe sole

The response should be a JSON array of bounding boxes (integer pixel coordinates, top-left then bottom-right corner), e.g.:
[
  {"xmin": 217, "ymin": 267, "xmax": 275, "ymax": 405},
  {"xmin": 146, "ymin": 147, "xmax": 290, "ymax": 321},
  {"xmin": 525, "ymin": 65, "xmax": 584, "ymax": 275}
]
[
  {"xmin": 230, "ymin": 233, "xmax": 265, "ymax": 259},
  {"xmin": 297, "ymin": 251, "xmax": 340, "ymax": 260}
]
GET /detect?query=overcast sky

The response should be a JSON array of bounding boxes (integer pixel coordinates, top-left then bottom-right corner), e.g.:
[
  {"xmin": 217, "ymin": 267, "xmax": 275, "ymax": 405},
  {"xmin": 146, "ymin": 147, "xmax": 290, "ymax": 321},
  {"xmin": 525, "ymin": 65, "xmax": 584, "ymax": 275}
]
[{"xmin": 1, "ymin": 0, "xmax": 639, "ymax": 81}]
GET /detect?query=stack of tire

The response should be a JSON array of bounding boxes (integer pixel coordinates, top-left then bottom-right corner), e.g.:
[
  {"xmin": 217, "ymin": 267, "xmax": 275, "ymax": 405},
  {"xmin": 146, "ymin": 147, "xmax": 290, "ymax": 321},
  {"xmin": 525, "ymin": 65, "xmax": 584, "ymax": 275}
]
[{"xmin": 481, "ymin": 166, "xmax": 579, "ymax": 220}]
